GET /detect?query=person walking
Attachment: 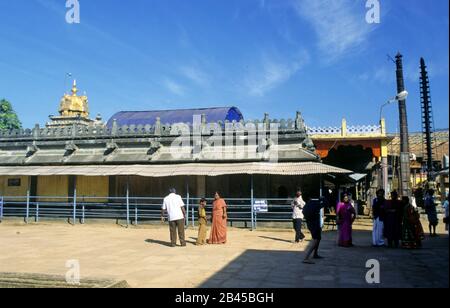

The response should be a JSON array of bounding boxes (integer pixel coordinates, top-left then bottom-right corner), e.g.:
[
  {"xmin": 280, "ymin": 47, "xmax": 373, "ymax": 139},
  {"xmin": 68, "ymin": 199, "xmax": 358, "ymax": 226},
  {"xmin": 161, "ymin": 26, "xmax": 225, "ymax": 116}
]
[
  {"xmin": 196, "ymin": 198, "xmax": 209, "ymax": 245},
  {"xmin": 292, "ymin": 190, "xmax": 306, "ymax": 243},
  {"xmin": 425, "ymin": 189, "xmax": 439, "ymax": 237},
  {"xmin": 336, "ymin": 194, "xmax": 356, "ymax": 247},
  {"xmin": 302, "ymin": 196, "xmax": 326, "ymax": 264},
  {"xmin": 372, "ymin": 189, "xmax": 386, "ymax": 247},
  {"xmin": 208, "ymin": 192, "xmax": 228, "ymax": 244},
  {"xmin": 161, "ymin": 188, "xmax": 186, "ymax": 247}
]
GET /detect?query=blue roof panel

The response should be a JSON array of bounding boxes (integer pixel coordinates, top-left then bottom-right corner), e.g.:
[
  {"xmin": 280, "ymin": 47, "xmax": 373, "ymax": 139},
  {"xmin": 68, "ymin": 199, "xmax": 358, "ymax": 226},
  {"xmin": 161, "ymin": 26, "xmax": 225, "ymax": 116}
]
[{"xmin": 106, "ymin": 107, "xmax": 243, "ymax": 127}]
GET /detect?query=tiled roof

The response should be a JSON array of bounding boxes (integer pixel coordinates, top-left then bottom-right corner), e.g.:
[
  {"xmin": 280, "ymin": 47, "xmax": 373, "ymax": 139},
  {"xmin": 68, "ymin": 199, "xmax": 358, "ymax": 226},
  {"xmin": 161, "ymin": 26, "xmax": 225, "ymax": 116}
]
[
  {"xmin": 0, "ymin": 162, "xmax": 351, "ymax": 177},
  {"xmin": 387, "ymin": 130, "xmax": 449, "ymax": 159}
]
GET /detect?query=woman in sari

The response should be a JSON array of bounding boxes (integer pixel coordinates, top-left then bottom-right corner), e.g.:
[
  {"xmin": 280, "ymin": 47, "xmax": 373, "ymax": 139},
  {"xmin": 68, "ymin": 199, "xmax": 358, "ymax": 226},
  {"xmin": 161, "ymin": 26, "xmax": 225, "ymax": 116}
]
[
  {"xmin": 336, "ymin": 194, "xmax": 356, "ymax": 247},
  {"xmin": 208, "ymin": 192, "xmax": 228, "ymax": 244},
  {"xmin": 384, "ymin": 191, "xmax": 403, "ymax": 248},
  {"xmin": 401, "ymin": 197, "xmax": 424, "ymax": 249}
]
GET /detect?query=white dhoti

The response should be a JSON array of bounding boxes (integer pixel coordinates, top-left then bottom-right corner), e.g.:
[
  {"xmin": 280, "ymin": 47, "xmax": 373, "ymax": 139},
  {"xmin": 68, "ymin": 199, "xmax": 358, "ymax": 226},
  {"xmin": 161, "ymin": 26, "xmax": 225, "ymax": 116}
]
[{"xmin": 372, "ymin": 218, "xmax": 385, "ymax": 246}]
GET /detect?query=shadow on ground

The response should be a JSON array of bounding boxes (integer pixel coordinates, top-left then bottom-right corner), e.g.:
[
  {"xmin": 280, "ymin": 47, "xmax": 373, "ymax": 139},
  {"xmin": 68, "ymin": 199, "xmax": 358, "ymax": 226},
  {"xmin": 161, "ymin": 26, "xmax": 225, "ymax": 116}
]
[
  {"xmin": 145, "ymin": 239, "xmax": 197, "ymax": 247},
  {"xmin": 258, "ymin": 236, "xmax": 295, "ymax": 243},
  {"xmin": 145, "ymin": 239, "xmax": 173, "ymax": 247},
  {"xmin": 200, "ymin": 230, "xmax": 449, "ymax": 288}
]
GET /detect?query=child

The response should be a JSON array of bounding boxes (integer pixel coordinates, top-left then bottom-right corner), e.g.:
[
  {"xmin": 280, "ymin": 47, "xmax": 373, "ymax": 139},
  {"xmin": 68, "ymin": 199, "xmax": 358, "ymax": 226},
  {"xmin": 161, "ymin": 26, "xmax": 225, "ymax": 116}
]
[{"xmin": 196, "ymin": 198, "xmax": 208, "ymax": 245}]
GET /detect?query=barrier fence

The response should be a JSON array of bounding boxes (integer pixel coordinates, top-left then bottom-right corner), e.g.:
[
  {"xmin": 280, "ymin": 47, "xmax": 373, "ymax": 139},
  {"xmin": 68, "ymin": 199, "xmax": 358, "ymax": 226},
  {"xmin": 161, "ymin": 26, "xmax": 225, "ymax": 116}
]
[{"xmin": 0, "ymin": 195, "xmax": 295, "ymax": 229}]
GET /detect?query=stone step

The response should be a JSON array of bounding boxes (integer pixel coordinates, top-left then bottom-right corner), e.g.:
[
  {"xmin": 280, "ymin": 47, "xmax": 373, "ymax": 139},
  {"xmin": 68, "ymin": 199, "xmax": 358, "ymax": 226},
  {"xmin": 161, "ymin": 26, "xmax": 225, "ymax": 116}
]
[{"xmin": 0, "ymin": 272, "xmax": 129, "ymax": 288}]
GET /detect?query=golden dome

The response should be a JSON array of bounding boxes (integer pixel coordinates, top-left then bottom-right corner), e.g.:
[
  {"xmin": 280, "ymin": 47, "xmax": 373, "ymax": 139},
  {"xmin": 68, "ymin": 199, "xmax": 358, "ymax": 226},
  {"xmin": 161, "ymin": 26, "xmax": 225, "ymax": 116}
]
[{"xmin": 59, "ymin": 80, "xmax": 89, "ymax": 118}]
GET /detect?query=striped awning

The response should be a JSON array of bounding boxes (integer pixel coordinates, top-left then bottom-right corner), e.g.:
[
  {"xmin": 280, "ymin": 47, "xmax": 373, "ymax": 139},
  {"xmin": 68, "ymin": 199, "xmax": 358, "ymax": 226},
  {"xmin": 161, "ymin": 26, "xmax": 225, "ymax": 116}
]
[{"xmin": 0, "ymin": 162, "xmax": 351, "ymax": 177}]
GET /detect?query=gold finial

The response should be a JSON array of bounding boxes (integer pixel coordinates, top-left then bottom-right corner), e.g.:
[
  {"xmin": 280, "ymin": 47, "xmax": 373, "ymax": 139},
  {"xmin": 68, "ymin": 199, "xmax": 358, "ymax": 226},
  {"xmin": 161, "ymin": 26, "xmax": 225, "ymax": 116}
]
[
  {"xmin": 71, "ymin": 79, "xmax": 78, "ymax": 95},
  {"xmin": 58, "ymin": 79, "xmax": 89, "ymax": 118}
]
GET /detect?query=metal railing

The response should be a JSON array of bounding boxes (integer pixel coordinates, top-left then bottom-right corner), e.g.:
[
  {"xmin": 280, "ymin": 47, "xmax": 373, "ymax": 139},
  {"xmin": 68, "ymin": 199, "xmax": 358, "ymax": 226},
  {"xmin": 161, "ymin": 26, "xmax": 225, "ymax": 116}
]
[{"xmin": 0, "ymin": 195, "xmax": 296, "ymax": 229}]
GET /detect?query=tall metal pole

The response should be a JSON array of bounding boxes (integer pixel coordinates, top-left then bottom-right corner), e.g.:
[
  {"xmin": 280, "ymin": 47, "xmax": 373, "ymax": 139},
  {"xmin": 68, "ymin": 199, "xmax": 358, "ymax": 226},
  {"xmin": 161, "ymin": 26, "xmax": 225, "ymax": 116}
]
[
  {"xmin": 395, "ymin": 53, "xmax": 411, "ymax": 197},
  {"xmin": 420, "ymin": 57, "xmax": 434, "ymax": 181}
]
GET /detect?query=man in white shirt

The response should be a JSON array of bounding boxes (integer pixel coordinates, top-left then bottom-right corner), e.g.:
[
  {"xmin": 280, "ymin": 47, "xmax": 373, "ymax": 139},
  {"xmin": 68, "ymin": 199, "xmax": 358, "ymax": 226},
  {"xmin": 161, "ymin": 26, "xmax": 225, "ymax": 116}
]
[
  {"xmin": 161, "ymin": 188, "xmax": 186, "ymax": 247},
  {"xmin": 292, "ymin": 189, "xmax": 306, "ymax": 243}
]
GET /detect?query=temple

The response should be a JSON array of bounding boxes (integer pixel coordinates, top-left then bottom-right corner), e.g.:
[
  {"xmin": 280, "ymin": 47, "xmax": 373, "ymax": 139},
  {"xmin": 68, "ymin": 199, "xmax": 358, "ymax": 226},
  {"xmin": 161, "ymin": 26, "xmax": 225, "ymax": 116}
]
[{"xmin": 0, "ymin": 81, "xmax": 352, "ymax": 207}]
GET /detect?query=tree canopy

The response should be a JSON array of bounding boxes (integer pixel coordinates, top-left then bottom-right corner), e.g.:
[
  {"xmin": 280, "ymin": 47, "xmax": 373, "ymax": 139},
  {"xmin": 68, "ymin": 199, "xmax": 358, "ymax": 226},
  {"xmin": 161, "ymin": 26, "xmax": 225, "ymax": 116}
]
[{"xmin": 0, "ymin": 99, "xmax": 22, "ymax": 131}]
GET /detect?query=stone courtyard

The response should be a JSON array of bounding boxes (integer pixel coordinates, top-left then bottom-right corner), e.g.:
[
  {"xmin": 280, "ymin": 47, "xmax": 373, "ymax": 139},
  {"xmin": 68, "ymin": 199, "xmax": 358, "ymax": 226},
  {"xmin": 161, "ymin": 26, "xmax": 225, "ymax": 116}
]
[{"xmin": 0, "ymin": 219, "xmax": 448, "ymax": 288}]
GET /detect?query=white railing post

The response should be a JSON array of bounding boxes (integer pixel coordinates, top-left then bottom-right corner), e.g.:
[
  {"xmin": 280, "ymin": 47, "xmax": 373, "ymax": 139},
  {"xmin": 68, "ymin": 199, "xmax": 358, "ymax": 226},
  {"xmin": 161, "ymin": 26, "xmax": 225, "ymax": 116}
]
[
  {"xmin": 73, "ymin": 184, "xmax": 77, "ymax": 225},
  {"xmin": 26, "ymin": 190, "xmax": 30, "ymax": 223},
  {"xmin": 186, "ymin": 178, "xmax": 190, "ymax": 228},
  {"xmin": 251, "ymin": 175, "xmax": 255, "ymax": 230},
  {"xmin": 126, "ymin": 177, "xmax": 130, "ymax": 227},
  {"xmin": 35, "ymin": 202, "xmax": 39, "ymax": 222},
  {"xmin": 0, "ymin": 196, "xmax": 3, "ymax": 222},
  {"xmin": 134, "ymin": 204, "xmax": 138, "ymax": 226}
]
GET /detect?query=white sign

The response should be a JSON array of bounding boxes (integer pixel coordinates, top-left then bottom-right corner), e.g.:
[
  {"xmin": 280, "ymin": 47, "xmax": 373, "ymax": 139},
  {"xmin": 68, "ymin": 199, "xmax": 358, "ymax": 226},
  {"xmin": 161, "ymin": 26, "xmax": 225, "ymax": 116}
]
[{"xmin": 253, "ymin": 200, "xmax": 268, "ymax": 213}]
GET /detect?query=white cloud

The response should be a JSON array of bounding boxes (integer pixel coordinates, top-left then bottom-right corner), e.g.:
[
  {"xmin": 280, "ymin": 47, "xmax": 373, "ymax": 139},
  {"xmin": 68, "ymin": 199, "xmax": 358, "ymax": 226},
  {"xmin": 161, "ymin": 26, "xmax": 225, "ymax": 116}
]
[
  {"xmin": 373, "ymin": 65, "xmax": 395, "ymax": 84},
  {"xmin": 164, "ymin": 79, "xmax": 185, "ymax": 96},
  {"xmin": 245, "ymin": 49, "xmax": 310, "ymax": 96},
  {"xmin": 180, "ymin": 66, "xmax": 210, "ymax": 87},
  {"xmin": 294, "ymin": 0, "xmax": 374, "ymax": 62}
]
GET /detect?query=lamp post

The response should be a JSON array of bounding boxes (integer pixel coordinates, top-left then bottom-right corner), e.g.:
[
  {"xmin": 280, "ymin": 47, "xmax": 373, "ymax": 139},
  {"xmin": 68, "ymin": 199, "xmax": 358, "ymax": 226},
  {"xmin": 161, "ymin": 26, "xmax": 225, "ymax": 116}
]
[{"xmin": 379, "ymin": 90, "xmax": 409, "ymax": 198}]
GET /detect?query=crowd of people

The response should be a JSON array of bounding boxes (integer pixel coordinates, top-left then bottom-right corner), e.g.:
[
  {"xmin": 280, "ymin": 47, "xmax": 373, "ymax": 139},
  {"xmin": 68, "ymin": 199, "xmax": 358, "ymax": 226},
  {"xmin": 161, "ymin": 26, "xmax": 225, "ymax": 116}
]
[
  {"xmin": 295, "ymin": 186, "xmax": 448, "ymax": 262},
  {"xmin": 371, "ymin": 189, "xmax": 426, "ymax": 249},
  {"xmin": 372, "ymin": 187, "xmax": 450, "ymax": 249},
  {"xmin": 160, "ymin": 186, "xmax": 448, "ymax": 256}
]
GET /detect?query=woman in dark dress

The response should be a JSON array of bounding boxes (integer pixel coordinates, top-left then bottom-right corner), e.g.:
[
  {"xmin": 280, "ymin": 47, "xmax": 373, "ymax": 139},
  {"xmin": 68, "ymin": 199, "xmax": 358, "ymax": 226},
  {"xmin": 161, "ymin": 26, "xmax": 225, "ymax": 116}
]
[{"xmin": 384, "ymin": 191, "xmax": 403, "ymax": 248}]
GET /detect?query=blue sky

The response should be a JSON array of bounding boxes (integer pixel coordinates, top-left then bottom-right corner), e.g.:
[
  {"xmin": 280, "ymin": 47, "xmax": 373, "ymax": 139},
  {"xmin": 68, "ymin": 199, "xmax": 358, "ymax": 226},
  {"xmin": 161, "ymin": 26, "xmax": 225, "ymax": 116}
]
[{"xmin": 0, "ymin": 0, "xmax": 448, "ymax": 132}]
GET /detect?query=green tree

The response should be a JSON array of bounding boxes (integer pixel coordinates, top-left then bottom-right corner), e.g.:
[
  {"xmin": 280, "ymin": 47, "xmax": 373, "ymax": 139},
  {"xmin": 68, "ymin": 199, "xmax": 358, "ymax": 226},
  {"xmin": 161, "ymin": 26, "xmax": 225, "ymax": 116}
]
[{"xmin": 0, "ymin": 99, "xmax": 22, "ymax": 131}]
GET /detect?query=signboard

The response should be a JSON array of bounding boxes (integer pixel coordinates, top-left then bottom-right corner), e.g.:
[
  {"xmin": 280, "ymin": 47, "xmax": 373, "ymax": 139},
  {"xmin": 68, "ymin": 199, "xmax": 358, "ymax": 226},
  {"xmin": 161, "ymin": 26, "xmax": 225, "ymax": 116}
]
[{"xmin": 253, "ymin": 199, "xmax": 268, "ymax": 213}]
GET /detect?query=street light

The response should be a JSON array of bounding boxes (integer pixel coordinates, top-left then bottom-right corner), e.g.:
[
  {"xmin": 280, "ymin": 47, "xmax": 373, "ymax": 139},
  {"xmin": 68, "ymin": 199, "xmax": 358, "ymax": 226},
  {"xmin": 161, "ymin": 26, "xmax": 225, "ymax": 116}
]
[
  {"xmin": 379, "ymin": 90, "xmax": 409, "ymax": 198},
  {"xmin": 379, "ymin": 91, "xmax": 409, "ymax": 121},
  {"xmin": 396, "ymin": 90, "xmax": 409, "ymax": 101}
]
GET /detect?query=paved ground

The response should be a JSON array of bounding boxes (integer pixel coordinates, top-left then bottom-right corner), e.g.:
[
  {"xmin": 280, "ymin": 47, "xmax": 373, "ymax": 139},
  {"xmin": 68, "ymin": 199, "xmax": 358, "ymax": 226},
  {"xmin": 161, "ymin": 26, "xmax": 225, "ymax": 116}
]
[{"xmin": 0, "ymin": 219, "xmax": 448, "ymax": 288}]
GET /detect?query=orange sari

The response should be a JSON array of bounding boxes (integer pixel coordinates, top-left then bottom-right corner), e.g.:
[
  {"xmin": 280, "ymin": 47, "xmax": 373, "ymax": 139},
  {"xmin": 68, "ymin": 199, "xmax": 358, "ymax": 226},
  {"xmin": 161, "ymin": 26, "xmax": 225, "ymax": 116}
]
[{"xmin": 208, "ymin": 198, "xmax": 227, "ymax": 244}]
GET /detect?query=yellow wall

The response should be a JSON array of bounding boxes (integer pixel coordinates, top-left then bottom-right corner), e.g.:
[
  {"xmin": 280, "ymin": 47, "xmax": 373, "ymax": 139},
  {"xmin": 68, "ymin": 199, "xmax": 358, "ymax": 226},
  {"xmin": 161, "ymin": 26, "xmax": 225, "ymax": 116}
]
[
  {"xmin": 76, "ymin": 176, "xmax": 109, "ymax": 202},
  {"xmin": 0, "ymin": 176, "xmax": 29, "ymax": 200},
  {"xmin": 37, "ymin": 176, "xmax": 69, "ymax": 202}
]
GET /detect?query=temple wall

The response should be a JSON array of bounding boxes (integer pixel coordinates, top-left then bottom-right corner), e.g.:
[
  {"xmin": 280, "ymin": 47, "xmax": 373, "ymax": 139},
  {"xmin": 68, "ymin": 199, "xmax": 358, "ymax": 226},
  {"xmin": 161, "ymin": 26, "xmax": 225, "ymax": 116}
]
[
  {"xmin": 37, "ymin": 176, "xmax": 69, "ymax": 202},
  {"xmin": 76, "ymin": 176, "xmax": 109, "ymax": 202},
  {"xmin": 0, "ymin": 176, "xmax": 29, "ymax": 200}
]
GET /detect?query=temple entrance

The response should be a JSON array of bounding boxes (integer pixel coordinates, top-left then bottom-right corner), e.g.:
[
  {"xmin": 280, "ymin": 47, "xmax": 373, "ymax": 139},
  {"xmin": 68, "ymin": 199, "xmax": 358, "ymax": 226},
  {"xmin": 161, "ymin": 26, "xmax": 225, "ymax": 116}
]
[
  {"xmin": 323, "ymin": 145, "xmax": 374, "ymax": 174},
  {"xmin": 323, "ymin": 145, "xmax": 375, "ymax": 208}
]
